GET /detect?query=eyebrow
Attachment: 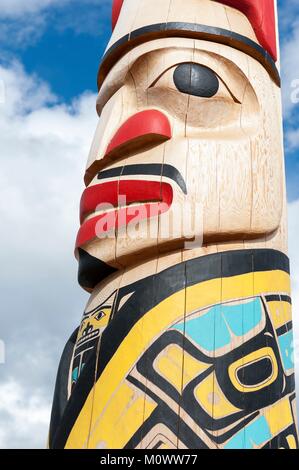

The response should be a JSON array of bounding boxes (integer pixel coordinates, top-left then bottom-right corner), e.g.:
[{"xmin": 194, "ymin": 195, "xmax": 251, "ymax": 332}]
[{"xmin": 97, "ymin": 22, "xmax": 280, "ymax": 90}]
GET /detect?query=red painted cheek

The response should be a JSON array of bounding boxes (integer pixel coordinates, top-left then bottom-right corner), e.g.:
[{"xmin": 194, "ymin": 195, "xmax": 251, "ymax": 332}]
[
  {"xmin": 105, "ymin": 109, "xmax": 172, "ymax": 159},
  {"xmin": 112, "ymin": 0, "xmax": 124, "ymax": 31}
]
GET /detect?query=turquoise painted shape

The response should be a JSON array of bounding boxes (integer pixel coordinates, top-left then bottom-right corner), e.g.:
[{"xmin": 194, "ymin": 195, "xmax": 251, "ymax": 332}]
[
  {"xmin": 224, "ymin": 416, "xmax": 271, "ymax": 449},
  {"xmin": 222, "ymin": 298, "xmax": 262, "ymax": 336},
  {"xmin": 174, "ymin": 305, "xmax": 230, "ymax": 351},
  {"xmin": 72, "ymin": 367, "xmax": 79, "ymax": 382},
  {"xmin": 174, "ymin": 298, "xmax": 262, "ymax": 352},
  {"xmin": 278, "ymin": 330, "xmax": 294, "ymax": 371}
]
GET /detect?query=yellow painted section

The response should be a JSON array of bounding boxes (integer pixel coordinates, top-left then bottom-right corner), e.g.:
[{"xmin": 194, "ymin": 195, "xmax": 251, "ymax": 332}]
[
  {"xmin": 194, "ymin": 372, "xmax": 241, "ymax": 419},
  {"xmin": 228, "ymin": 347, "xmax": 278, "ymax": 393},
  {"xmin": 88, "ymin": 381, "xmax": 156, "ymax": 449},
  {"xmin": 265, "ymin": 398, "xmax": 293, "ymax": 437},
  {"xmin": 185, "ymin": 278, "xmax": 222, "ymax": 315},
  {"xmin": 64, "ymin": 391, "xmax": 94, "ymax": 449},
  {"xmin": 66, "ymin": 269, "xmax": 290, "ymax": 448},
  {"xmin": 161, "ymin": 442, "xmax": 172, "ymax": 449},
  {"xmin": 66, "ymin": 289, "xmax": 185, "ymax": 448},
  {"xmin": 267, "ymin": 301, "xmax": 292, "ymax": 330},
  {"xmin": 155, "ymin": 345, "xmax": 183, "ymax": 391},
  {"xmin": 286, "ymin": 435, "xmax": 297, "ymax": 449},
  {"xmin": 155, "ymin": 344, "xmax": 210, "ymax": 391},
  {"xmin": 186, "ymin": 271, "xmax": 290, "ymax": 315},
  {"xmin": 254, "ymin": 271, "xmax": 290, "ymax": 296}
]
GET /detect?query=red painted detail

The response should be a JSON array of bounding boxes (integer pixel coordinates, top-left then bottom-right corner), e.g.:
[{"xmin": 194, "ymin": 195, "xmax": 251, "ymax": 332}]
[
  {"xmin": 112, "ymin": 0, "xmax": 124, "ymax": 31},
  {"xmin": 217, "ymin": 0, "xmax": 277, "ymax": 61},
  {"xmin": 80, "ymin": 181, "xmax": 119, "ymax": 224},
  {"xmin": 80, "ymin": 180, "xmax": 167, "ymax": 224},
  {"xmin": 105, "ymin": 110, "xmax": 172, "ymax": 158},
  {"xmin": 76, "ymin": 180, "xmax": 173, "ymax": 248}
]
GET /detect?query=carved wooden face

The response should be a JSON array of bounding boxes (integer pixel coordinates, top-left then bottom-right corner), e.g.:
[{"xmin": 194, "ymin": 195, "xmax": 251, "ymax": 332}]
[{"xmin": 75, "ymin": 1, "xmax": 283, "ymax": 290}]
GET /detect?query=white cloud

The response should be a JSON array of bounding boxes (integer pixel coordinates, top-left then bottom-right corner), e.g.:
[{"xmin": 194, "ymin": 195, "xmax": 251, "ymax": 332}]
[
  {"xmin": 0, "ymin": 60, "xmax": 96, "ymax": 448},
  {"xmin": 0, "ymin": 380, "xmax": 50, "ymax": 448}
]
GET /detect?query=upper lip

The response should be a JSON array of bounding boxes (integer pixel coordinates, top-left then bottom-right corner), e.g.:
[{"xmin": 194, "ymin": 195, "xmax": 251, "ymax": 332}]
[
  {"xmin": 80, "ymin": 179, "xmax": 169, "ymax": 225},
  {"xmin": 76, "ymin": 179, "xmax": 173, "ymax": 248}
]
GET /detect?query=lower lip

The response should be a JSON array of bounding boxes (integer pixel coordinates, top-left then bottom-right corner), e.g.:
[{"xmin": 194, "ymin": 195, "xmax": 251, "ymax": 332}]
[{"xmin": 76, "ymin": 180, "xmax": 173, "ymax": 248}]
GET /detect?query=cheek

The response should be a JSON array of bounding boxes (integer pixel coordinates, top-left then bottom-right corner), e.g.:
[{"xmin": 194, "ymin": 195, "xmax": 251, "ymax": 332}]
[
  {"xmin": 147, "ymin": 87, "xmax": 260, "ymax": 140},
  {"xmin": 146, "ymin": 87, "xmax": 190, "ymax": 127},
  {"xmin": 250, "ymin": 126, "xmax": 284, "ymax": 234},
  {"xmin": 185, "ymin": 85, "xmax": 260, "ymax": 139},
  {"xmin": 186, "ymin": 98, "xmax": 242, "ymax": 136},
  {"xmin": 183, "ymin": 138, "xmax": 282, "ymax": 240}
]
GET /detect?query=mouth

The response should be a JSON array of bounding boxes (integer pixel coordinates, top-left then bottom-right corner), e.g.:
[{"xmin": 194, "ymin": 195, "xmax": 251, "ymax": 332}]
[
  {"xmin": 76, "ymin": 164, "xmax": 186, "ymax": 249},
  {"xmin": 76, "ymin": 179, "xmax": 171, "ymax": 248},
  {"xmin": 77, "ymin": 329, "xmax": 100, "ymax": 346}
]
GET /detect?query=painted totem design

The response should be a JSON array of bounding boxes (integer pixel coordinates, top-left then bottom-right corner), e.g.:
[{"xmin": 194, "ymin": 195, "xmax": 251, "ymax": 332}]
[{"xmin": 49, "ymin": 0, "xmax": 298, "ymax": 449}]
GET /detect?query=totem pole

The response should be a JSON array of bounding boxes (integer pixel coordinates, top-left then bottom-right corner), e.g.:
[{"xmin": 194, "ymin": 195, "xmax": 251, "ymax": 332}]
[{"xmin": 49, "ymin": 0, "xmax": 298, "ymax": 449}]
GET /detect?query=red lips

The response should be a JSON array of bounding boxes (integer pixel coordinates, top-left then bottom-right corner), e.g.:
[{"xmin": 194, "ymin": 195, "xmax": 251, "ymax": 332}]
[{"xmin": 76, "ymin": 180, "xmax": 173, "ymax": 248}]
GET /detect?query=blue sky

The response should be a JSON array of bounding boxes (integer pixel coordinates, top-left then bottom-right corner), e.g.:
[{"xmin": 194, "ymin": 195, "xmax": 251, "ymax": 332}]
[
  {"xmin": 0, "ymin": 0, "xmax": 299, "ymax": 449},
  {"xmin": 0, "ymin": 0, "xmax": 112, "ymax": 101}
]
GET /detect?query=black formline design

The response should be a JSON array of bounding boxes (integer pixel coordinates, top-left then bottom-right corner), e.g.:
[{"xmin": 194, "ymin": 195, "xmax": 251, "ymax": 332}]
[
  {"xmin": 98, "ymin": 163, "xmax": 187, "ymax": 195},
  {"xmin": 49, "ymin": 327, "xmax": 79, "ymax": 448},
  {"xmin": 265, "ymin": 294, "xmax": 292, "ymax": 304},
  {"xmin": 125, "ymin": 375, "xmax": 209, "ymax": 449},
  {"xmin": 51, "ymin": 249, "xmax": 291, "ymax": 449}
]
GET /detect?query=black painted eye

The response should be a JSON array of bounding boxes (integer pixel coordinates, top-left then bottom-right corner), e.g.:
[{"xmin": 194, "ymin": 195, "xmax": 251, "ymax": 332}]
[
  {"xmin": 173, "ymin": 63, "xmax": 219, "ymax": 98},
  {"xmin": 95, "ymin": 310, "xmax": 106, "ymax": 320},
  {"xmin": 236, "ymin": 357, "xmax": 273, "ymax": 387}
]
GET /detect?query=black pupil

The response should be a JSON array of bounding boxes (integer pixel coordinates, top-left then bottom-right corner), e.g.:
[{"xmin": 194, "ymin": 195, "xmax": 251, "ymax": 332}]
[{"xmin": 173, "ymin": 63, "xmax": 219, "ymax": 98}]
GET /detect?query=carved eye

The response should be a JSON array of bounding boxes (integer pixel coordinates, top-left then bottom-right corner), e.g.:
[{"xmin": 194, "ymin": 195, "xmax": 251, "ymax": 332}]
[
  {"xmin": 95, "ymin": 310, "xmax": 106, "ymax": 321},
  {"xmin": 173, "ymin": 63, "xmax": 219, "ymax": 98}
]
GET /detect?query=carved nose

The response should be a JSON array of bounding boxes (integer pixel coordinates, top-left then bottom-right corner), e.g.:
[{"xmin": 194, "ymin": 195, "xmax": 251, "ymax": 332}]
[{"xmin": 104, "ymin": 109, "xmax": 172, "ymax": 160}]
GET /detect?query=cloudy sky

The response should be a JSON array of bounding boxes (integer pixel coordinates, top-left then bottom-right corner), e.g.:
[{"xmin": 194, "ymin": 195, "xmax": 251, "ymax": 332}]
[{"xmin": 0, "ymin": 0, "xmax": 299, "ymax": 449}]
